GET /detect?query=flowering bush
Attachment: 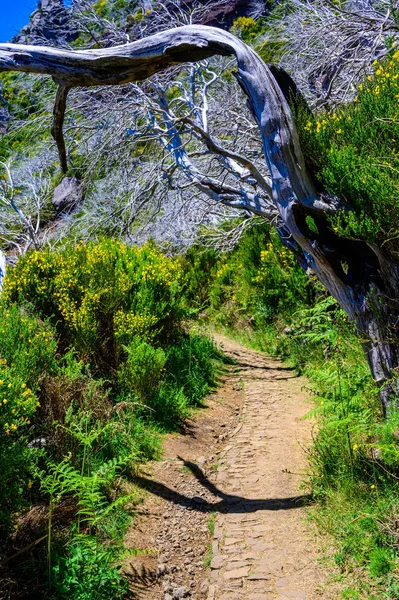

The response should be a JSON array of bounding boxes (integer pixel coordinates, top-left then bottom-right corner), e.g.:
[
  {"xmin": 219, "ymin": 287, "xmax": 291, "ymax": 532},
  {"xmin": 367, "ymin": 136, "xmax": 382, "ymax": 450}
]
[
  {"xmin": 3, "ymin": 240, "xmax": 184, "ymax": 370},
  {"xmin": 0, "ymin": 237, "xmax": 224, "ymax": 600},
  {"xmin": 0, "ymin": 366, "xmax": 38, "ymax": 437},
  {"xmin": 0, "ymin": 303, "xmax": 58, "ymax": 387},
  {"xmin": 0, "ymin": 303, "xmax": 58, "ymax": 528},
  {"xmin": 297, "ymin": 48, "xmax": 399, "ymax": 257},
  {"xmin": 231, "ymin": 16, "xmax": 265, "ymax": 43},
  {"xmin": 118, "ymin": 339, "xmax": 166, "ymax": 401},
  {"xmin": 0, "ymin": 364, "xmax": 38, "ymax": 525},
  {"xmin": 0, "ymin": 363, "xmax": 39, "ymax": 525},
  {"xmin": 195, "ymin": 224, "xmax": 309, "ymax": 327}
]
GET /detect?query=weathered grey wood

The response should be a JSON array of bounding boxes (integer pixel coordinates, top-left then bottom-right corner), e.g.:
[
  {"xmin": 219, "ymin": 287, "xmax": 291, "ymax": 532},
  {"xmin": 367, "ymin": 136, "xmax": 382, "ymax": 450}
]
[
  {"xmin": 0, "ymin": 27, "xmax": 336, "ymax": 215},
  {"xmin": 51, "ymin": 85, "xmax": 70, "ymax": 173},
  {"xmin": 0, "ymin": 27, "xmax": 340, "ymax": 224},
  {"xmin": 1, "ymin": 25, "xmax": 399, "ymax": 410}
]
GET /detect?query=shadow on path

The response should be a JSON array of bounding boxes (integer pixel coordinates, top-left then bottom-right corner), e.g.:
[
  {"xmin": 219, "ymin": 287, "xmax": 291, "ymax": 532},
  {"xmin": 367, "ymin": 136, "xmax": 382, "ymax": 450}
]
[
  {"xmin": 230, "ymin": 360, "xmax": 295, "ymax": 373},
  {"xmin": 135, "ymin": 457, "xmax": 312, "ymax": 515}
]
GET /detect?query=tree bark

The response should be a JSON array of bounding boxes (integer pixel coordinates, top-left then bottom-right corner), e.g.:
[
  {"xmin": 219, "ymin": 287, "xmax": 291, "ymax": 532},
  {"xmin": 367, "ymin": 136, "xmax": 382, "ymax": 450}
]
[{"xmin": 1, "ymin": 25, "xmax": 398, "ymax": 411}]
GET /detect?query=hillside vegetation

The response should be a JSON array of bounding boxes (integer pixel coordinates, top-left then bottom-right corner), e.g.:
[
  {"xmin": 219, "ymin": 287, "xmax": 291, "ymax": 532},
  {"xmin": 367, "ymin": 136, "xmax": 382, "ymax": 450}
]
[
  {"xmin": 0, "ymin": 240, "xmax": 224, "ymax": 599},
  {"xmin": 1, "ymin": 1, "xmax": 399, "ymax": 599}
]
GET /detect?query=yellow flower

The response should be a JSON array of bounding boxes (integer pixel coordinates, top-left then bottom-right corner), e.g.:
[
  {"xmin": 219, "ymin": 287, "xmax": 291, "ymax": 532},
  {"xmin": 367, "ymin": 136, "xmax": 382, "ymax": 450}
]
[
  {"xmin": 370, "ymin": 484, "xmax": 375, "ymax": 489},
  {"xmin": 336, "ymin": 129, "xmax": 342, "ymax": 134}
]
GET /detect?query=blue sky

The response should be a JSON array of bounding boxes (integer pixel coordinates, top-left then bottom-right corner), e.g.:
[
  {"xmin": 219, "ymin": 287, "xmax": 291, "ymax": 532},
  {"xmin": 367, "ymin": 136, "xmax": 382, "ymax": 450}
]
[
  {"xmin": 0, "ymin": 0, "xmax": 72, "ymax": 42},
  {"xmin": 0, "ymin": 0, "xmax": 39, "ymax": 42}
]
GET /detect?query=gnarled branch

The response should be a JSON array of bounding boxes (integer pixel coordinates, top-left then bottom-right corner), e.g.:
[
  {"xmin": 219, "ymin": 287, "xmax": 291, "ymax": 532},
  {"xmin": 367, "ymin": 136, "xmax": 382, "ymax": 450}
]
[
  {"xmin": 0, "ymin": 26, "xmax": 322, "ymax": 218},
  {"xmin": 2, "ymin": 25, "xmax": 399, "ymax": 408},
  {"xmin": 51, "ymin": 84, "xmax": 70, "ymax": 173}
]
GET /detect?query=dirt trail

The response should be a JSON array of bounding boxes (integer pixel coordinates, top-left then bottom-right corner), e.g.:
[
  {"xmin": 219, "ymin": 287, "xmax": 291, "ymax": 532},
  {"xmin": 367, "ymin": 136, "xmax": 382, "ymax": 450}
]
[{"xmin": 125, "ymin": 335, "xmax": 327, "ymax": 600}]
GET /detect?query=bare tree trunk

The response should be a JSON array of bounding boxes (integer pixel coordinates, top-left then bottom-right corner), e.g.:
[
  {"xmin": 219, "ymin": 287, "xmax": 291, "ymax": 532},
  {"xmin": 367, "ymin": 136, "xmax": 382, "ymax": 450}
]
[{"xmin": 1, "ymin": 25, "xmax": 398, "ymax": 410}]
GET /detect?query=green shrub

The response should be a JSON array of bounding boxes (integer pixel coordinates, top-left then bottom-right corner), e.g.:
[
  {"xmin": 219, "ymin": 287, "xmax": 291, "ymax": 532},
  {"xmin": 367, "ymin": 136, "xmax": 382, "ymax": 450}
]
[
  {"xmin": 116, "ymin": 332, "xmax": 222, "ymax": 429},
  {"xmin": 374, "ymin": 411, "xmax": 399, "ymax": 469},
  {"xmin": 0, "ymin": 238, "xmax": 225, "ymax": 593},
  {"xmin": 180, "ymin": 248, "xmax": 219, "ymax": 308},
  {"xmin": 0, "ymin": 365, "xmax": 38, "ymax": 437},
  {"xmin": 0, "ymin": 303, "xmax": 57, "ymax": 529},
  {"xmin": 52, "ymin": 535, "xmax": 129, "ymax": 600},
  {"xmin": 369, "ymin": 547, "xmax": 393, "ymax": 577},
  {"xmin": 189, "ymin": 222, "xmax": 310, "ymax": 331},
  {"xmin": 165, "ymin": 333, "xmax": 221, "ymax": 404},
  {"xmin": 3, "ymin": 240, "xmax": 184, "ymax": 373},
  {"xmin": 296, "ymin": 48, "xmax": 399, "ymax": 258},
  {"xmin": 0, "ymin": 73, "xmax": 53, "ymax": 119},
  {"xmin": 231, "ymin": 16, "xmax": 267, "ymax": 43},
  {"xmin": 0, "ymin": 439, "xmax": 39, "ymax": 529},
  {"xmin": 0, "ymin": 302, "xmax": 58, "ymax": 388},
  {"xmin": 118, "ymin": 339, "xmax": 166, "ymax": 401},
  {"xmin": 145, "ymin": 382, "xmax": 190, "ymax": 429},
  {"xmin": 0, "ymin": 364, "xmax": 39, "ymax": 524},
  {"xmin": 101, "ymin": 407, "xmax": 161, "ymax": 463}
]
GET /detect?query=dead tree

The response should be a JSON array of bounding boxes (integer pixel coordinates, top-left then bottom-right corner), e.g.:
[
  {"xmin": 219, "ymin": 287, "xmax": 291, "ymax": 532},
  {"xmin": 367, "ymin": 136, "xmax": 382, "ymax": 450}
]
[
  {"xmin": 62, "ymin": 60, "xmax": 277, "ymax": 245},
  {"xmin": 0, "ymin": 157, "xmax": 55, "ymax": 255},
  {"xmin": 273, "ymin": 0, "xmax": 399, "ymax": 107},
  {"xmin": 0, "ymin": 25, "xmax": 398, "ymax": 411}
]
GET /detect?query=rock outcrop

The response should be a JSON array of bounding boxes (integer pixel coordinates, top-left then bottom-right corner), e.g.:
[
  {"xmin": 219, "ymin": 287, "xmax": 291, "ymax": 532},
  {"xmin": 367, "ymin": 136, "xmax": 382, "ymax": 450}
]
[
  {"xmin": 52, "ymin": 177, "xmax": 83, "ymax": 213},
  {"xmin": 12, "ymin": 0, "xmax": 78, "ymax": 45},
  {"xmin": 11, "ymin": 0, "xmax": 266, "ymax": 46},
  {"xmin": 182, "ymin": 0, "xmax": 266, "ymax": 27}
]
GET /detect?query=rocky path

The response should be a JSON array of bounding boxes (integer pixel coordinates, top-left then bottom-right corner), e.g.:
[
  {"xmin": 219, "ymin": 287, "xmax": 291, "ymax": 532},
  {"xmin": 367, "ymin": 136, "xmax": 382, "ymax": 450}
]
[
  {"xmin": 125, "ymin": 335, "xmax": 327, "ymax": 600},
  {"xmin": 207, "ymin": 336, "xmax": 323, "ymax": 600}
]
